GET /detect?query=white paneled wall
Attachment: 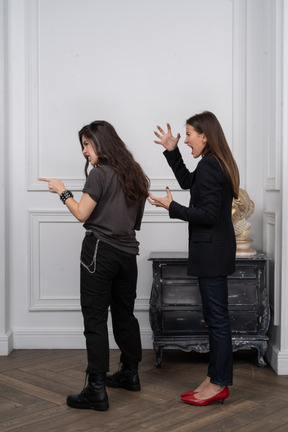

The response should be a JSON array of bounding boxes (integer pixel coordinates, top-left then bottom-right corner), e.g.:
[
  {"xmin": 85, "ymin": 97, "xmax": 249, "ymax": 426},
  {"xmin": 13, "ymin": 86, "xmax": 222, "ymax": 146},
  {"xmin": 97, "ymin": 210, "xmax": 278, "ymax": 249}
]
[
  {"xmin": 1, "ymin": 0, "xmax": 287, "ymax": 374},
  {"xmin": 26, "ymin": 0, "xmax": 235, "ymax": 192},
  {"xmin": 7, "ymin": 0, "xmax": 236, "ymax": 351}
]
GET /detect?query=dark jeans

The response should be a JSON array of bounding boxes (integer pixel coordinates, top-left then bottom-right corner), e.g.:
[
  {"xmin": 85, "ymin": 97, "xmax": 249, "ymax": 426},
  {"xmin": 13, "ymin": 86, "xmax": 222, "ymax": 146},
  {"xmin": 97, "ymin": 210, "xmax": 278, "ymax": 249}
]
[
  {"xmin": 80, "ymin": 232, "xmax": 142, "ymax": 374},
  {"xmin": 198, "ymin": 276, "xmax": 233, "ymax": 386}
]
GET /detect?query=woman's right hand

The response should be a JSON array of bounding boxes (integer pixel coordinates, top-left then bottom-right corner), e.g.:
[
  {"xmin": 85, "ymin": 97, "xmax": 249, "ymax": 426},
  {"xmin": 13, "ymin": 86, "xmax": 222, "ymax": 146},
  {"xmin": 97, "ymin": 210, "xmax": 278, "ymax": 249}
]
[{"xmin": 154, "ymin": 123, "xmax": 180, "ymax": 151}]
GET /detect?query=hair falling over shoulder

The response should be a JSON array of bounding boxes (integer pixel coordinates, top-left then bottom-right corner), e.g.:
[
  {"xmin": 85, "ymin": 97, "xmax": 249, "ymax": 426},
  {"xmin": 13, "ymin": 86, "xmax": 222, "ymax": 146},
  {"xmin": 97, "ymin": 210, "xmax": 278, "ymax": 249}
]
[
  {"xmin": 186, "ymin": 111, "xmax": 240, "ymax": 199},
  {"xmin": 79, "ymin": 120, "xmax": 150, "ymax": 205}
]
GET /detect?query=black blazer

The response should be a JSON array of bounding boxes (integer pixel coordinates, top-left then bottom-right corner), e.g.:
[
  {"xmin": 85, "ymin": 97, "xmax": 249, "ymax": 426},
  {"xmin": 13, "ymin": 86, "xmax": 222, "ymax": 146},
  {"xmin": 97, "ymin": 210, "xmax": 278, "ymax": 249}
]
[{"xmin": 165, "ymin": 148, "xmax": 236, "ymax": 277}]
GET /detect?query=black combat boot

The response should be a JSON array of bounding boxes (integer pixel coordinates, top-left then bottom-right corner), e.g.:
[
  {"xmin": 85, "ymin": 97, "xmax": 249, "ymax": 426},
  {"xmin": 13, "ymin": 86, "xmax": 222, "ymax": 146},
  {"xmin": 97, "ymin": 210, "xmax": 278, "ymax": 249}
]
[
  {"xmin": 106, "ymin": 363, "xmax": 140, "ymax": 391},
  {"xmin": 66, "ymin": 373, "xmax": 109, "ymax": 411}
]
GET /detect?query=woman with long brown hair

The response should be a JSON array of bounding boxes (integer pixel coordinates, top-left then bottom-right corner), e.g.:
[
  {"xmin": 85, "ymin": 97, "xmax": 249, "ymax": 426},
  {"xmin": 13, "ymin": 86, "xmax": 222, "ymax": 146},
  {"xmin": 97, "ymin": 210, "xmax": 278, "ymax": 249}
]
[
  {"xmin": 40, "ymin": 120, "xmax": 150, "ymax": 411},
  {"xmin": 149, "ymin": 111, "xmax": 239, "ymax": 406}
]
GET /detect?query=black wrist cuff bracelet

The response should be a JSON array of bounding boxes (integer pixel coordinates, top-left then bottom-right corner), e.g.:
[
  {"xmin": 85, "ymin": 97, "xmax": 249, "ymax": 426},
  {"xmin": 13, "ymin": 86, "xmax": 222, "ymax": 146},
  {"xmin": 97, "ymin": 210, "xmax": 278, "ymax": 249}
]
[{"xmin": 60, "ymin": 189, "xmax": 74, "ymax": 204}]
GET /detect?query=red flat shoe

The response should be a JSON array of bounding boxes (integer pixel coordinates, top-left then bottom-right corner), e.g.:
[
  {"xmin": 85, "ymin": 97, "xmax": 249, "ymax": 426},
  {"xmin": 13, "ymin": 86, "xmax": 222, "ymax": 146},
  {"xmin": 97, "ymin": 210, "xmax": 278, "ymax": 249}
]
[
  {"xmin": 180, "ymin": 390, "xmax": 196, "ymax": 398},
  {"xmin": 181, "ymin": 386, "xmax": 229, "ymax": 406}
]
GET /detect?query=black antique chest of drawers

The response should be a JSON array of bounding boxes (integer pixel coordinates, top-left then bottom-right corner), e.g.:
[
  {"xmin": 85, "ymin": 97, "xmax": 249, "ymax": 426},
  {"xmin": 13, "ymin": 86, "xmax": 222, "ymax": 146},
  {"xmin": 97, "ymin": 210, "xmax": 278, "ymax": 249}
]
[{"xmin": 149, "ymin": 252, "xmax": 270, "ymax": 368}]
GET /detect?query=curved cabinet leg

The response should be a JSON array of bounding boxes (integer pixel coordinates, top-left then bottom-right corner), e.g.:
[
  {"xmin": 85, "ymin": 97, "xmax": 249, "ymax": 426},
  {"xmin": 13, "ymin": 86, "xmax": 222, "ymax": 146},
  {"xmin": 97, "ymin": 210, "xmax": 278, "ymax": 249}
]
[
  {"xmin": 257, "ymin": 342, "xmax": 268, "ymax": 368},
  {"xmin": 154, "ymin": 345, "xmax": 162, "ymax": 368}
]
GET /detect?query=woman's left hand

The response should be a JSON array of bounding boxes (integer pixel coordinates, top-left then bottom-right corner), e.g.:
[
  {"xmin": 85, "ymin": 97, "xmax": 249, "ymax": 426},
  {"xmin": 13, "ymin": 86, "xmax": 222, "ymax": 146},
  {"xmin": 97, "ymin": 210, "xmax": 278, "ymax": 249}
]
[
  {"xmin": 39, "ymin": 177, "xmax": 66, "ymax": 195},
  {"xmin": 148, "ymin": 187, "xmax": 173, "ymax": 210}
]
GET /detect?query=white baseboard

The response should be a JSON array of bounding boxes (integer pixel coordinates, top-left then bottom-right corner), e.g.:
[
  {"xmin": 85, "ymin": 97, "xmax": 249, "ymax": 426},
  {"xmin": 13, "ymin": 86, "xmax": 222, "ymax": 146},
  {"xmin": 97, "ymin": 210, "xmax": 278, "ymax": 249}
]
[
  {"xmin": 11, "ymin": 327, "xmax": 153, "ymax": 350},
  {"xmin": 266, "ymin": 343, "xmax": 288, "ymax": 375},
  {"xmin": 0, "ymin": 329, "xmax": 14, "ymax": 355},
  {"xmin": 5, "ymin": 329, "xmax": 288, "ymax": 374}
]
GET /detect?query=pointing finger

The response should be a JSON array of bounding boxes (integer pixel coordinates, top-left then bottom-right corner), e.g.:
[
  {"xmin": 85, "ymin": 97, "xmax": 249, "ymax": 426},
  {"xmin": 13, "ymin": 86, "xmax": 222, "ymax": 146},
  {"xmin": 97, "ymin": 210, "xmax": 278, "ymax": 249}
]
[{"xmin": 38, "ymin": 178, "xmax": 50, "ymax": 182}]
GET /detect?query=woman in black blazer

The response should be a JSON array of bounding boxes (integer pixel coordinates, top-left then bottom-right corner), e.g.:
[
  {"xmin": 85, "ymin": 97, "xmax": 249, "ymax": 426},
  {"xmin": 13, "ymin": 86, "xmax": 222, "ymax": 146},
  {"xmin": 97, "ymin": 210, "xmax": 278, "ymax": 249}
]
[{"xmin": 149, "ymin": 111, "xmax": 239, "ymax": 406}]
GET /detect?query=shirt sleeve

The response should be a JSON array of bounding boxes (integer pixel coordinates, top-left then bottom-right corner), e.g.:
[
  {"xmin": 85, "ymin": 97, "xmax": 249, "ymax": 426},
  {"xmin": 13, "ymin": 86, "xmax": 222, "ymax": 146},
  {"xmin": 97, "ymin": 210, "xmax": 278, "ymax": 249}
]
[
  {"xmin": 82, "ymin": 167, "xmax": 104, "ymax": 203},
  {"xmin": 169, "ymin": 156, "xmax": 224, "ymax": 226},
  {"xmin": 164, "ymin": 147, "xmax": 195, "ymax": 189}
]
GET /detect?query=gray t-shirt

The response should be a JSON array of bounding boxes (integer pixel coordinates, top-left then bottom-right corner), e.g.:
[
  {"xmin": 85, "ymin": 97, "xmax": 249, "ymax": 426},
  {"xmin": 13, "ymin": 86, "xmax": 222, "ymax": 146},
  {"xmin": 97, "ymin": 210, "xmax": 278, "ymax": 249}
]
[{"xmin": 82, "ymin": 165, "xmax": 145, "ymax": 254}]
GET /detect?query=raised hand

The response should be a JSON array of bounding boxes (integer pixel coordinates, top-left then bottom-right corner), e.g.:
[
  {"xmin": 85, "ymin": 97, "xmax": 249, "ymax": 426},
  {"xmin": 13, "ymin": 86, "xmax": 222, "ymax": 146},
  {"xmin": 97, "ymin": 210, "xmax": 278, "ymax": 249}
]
[
  {"xmin": 148, "ymin": 187, "xmax": 173, "ymax": 211},
  {"xmin": 154, "ymin": 123, "xmax": 180, "ymax": 151}
]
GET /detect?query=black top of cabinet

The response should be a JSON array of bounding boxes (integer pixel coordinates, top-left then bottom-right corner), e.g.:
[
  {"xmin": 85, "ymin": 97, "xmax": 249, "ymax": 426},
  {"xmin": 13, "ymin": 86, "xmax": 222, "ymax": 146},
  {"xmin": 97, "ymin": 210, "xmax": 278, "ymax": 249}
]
[{"xmin": 148, "ymin": 251, "xmax": 268, "ymax": 262}]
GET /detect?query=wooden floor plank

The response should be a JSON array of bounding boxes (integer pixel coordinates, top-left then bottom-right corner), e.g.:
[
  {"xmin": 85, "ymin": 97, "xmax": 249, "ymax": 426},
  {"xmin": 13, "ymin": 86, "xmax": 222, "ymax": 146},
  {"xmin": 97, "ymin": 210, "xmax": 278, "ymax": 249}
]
[
  {"xmin": 233, "ymin": 406, "xmax": 288, "ymax": 432},
  {"xmin": 3, "ymin": 368, "xmax": 79, "ymax": 396},
  {"xmin": 0, "ymin": 399, "xmax": 22, "ymax": 413},
  {"xmin": 0, "ymin": 404, "xmax": 95, "ymax": 432},
  {"xmin": 189, "ymin": 398, "xmax": 288, "ymax": 432},
  {"xmin": 270, "ymin": 424, "xmax": 288, "ymax": 432},
  {"xmin": 0, "ymin": 401, "xmax": 56, "ymax": 427},
  {"xmin": 0, "ymin": 374, "xmax": 64, "ymax": 404},
  {"xmin": 0, "ymin": 349, "xmax": 74, "ymax": 372}
]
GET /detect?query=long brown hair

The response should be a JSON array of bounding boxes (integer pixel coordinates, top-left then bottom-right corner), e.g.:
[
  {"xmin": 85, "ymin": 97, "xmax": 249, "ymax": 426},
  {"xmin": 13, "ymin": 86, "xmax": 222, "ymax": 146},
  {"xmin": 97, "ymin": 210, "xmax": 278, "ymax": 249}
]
[
  {"xmin": 186, "ymin": 111, "xmax": 239, "ymax": 199},
  {"xmin": 79, "ymin": 120, "xmax": 150, "ymax": 205}
]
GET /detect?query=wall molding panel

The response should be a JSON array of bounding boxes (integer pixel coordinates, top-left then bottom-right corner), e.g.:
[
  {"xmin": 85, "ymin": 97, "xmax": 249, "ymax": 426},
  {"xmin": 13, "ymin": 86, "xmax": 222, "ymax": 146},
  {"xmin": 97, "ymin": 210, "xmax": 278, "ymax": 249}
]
[
  {"xmin": 232, "ymin": 0, "xmax": 247, "ymax": 189},
  {"xmin": 264, "ymin": 0, "xmax": 283, "ymax": 191},
  {"xmin": 263, "ymin": 211, "xmax": 280, "ymax": 325},
  {"xmin": 25, "ymin": 0, "xmax": 247, "ymax": 193},
  {"xmin": 29, "ymin": 210, "xmax": 82, "ymax": 311},
  {"xmin": 28, "ymin": 209, "xmax": 184, "ymax": 312}
]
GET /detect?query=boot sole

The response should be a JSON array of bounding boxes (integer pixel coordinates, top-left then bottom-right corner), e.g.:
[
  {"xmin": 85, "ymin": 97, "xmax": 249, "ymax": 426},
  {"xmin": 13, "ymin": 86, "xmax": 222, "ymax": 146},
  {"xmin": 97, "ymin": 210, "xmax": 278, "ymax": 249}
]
[
  {"xmin": 66, "ymin": 398, "xmax": 109, "ymax": 411},
  {"xmin": 106, "ymin": 382, "xmax": 140, "ymax": 391}
]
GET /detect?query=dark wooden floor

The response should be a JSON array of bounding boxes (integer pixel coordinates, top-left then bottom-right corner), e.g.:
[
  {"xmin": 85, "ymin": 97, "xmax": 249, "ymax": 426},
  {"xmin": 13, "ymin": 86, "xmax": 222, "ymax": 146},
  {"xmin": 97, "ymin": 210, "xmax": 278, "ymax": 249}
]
[{"xmin": 1, "ymin": 349, "xmax": 288, "ymax": 432}]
